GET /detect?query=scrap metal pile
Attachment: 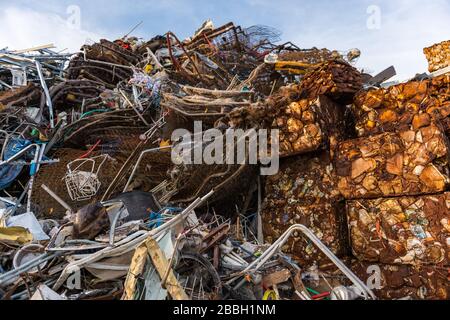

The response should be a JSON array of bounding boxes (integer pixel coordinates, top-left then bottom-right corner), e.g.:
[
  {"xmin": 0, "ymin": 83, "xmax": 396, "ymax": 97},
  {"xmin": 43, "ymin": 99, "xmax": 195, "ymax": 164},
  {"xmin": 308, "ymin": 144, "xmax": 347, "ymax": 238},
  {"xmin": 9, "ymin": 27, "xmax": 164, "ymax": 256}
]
[{"xmin": 0, "ymin": 21, "xmax": 448, "ymax": 301}]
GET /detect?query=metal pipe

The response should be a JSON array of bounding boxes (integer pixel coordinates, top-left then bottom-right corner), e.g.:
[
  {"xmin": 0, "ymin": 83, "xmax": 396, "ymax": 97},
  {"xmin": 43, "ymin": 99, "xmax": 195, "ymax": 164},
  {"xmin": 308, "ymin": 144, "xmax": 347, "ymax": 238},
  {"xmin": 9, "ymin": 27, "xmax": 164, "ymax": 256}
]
[
  {"xmin": 228, "ymin": 224, "xmax": 376, "ymax": 300},
  {"xmin": 0, "ymin": 252, "xmax": 60, "ymax": 287},
  {"xmin": 119, "ymin": 89, "xmax": 150, "ymax": 127},
  {"xmin": 35, "ymin": 60, "xmax": 54, "ymax": 128},
  {"xmin": 0, "ymin": 129, "xmax": 10, "ymax": 160},
  {"xmin": 36, "ymin": 143, "xmax": 46, "ymax": 172},
  {"xmin": 0, "ymin": 79, "xmax": 12, "ymax": 89},
  {"xmin": 0, "ymin": 197, "xmax": 18, "ymax": 206},
  {"xmin": 0, "ymin": 143, "xmax": 39, "ymax": 166},
  {"xmin": 40, "ymin": 184, "xmax": 73, "ymax": 214}
]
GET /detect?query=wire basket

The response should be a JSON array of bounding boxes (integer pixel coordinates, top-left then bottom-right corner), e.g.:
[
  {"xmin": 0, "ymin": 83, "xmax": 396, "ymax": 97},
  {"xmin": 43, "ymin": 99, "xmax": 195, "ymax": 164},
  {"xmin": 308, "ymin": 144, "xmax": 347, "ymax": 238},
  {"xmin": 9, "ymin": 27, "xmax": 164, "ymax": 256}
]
[{"xmin": 63, "ymin": 155, "xmax": 111, "ymax": 202}]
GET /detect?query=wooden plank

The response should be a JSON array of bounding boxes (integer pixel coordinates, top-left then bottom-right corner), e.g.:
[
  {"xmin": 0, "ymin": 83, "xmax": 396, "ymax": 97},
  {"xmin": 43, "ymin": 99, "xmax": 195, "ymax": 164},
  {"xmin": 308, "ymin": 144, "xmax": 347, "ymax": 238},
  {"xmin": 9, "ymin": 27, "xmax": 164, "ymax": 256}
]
[
  {"xmin": 145, "ymin": 238, "xmax": 189, "ymax": 300},
  {"xmin": 12, "ymin": 44, "xmax": 56, "ymax": 54},
  {"xmin": 121, "ymin": 243, "xmax": 148, "ymax": 300}
]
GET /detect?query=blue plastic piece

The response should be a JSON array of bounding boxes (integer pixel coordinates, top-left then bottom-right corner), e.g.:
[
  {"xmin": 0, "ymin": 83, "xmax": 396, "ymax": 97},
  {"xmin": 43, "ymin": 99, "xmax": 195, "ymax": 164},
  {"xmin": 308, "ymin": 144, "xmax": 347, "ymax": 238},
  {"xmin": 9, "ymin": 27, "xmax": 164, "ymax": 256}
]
[{"xmin": 29, "ymin": 162, "xmax": 37, "ymax": 176}]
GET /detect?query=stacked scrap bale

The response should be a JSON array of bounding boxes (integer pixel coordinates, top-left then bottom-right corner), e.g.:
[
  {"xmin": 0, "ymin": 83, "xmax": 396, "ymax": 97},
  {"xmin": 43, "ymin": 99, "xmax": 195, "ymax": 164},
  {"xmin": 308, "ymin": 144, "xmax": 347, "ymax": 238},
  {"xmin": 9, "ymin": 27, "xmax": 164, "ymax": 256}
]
[
  {"xmin": 67, "ymin": 40, "xmax": 137, "ymax": 88},
  {"xmin": 347, "ymin": 194, "xmax": 449, "ymax": 266},
  {"xmin": 337, "ymin": 47, "xmax": 450, "ymax": 298},
  {"xmin": 335, "ymin": 123, "xmax": 450, "ymax": 199},
  {"xmin": 227, "ymin": 94, "xmax": 348, "ymax": 158},
  {"xmin": 424, "ymin": 40, "xmax": 450, "ymax": 73},
  {"xmin": 353, "ymin": 75, "xmax": 450, "ymax": 137},
  {"xmin": 0, "ymin": 83, "xmax": 41, "ymax": 109},
  {"xmin": 258, "ymin": 60, "xmax": 362, "ymax": 267},
  {"xmin": 351, "ymin": 261, "xmax": 449, "ymax": 300},
  {"xmin": 262, "ymin": 152, "xmax": 349, "ymax": 266},
  {"xmin": 225, "ymin": 60, "xmax": 361, "ymax": 158},
  {"xmin": 431, "ymin": 75, "xmax": 450, "ymax": 132}
]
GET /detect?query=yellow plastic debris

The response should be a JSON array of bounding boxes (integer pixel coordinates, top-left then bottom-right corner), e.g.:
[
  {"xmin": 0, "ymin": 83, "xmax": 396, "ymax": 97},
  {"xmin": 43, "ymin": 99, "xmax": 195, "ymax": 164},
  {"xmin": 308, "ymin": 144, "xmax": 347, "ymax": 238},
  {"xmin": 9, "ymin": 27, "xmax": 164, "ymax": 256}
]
[
  {"xmin": 144, "ymin": 64, "xmax": 153, "ymax": 74},
  {"xmin": 159, "ymin": 139, "xmax": 171, "ymax": 151},
  {"xmin": 0, "ymin": 227, "xmax": 33, "ymax": 245},
  {"xmin": 263, "ymin": 290, "xmax": 278, "ymax": 300}
]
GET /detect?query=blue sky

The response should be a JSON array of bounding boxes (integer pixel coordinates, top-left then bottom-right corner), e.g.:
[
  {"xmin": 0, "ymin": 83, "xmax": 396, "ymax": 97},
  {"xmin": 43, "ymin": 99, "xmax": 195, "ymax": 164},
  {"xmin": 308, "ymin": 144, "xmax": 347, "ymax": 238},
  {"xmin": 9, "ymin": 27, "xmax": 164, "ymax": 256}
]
[{"xmin": 1, "ymin": 0, "xmax": 449, "ymax": 80}]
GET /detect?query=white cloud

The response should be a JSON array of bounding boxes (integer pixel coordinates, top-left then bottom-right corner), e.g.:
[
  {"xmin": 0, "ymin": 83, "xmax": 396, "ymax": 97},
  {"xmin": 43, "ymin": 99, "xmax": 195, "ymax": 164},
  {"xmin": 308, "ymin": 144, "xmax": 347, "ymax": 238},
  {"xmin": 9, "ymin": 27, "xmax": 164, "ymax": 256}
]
[
  {"xmin": 0, "ymin": 7, "xmax": 107, "ymax": 52},
  {"xmin": 279, "ymin": 0, "xmax": 450, "ymax": 81}
]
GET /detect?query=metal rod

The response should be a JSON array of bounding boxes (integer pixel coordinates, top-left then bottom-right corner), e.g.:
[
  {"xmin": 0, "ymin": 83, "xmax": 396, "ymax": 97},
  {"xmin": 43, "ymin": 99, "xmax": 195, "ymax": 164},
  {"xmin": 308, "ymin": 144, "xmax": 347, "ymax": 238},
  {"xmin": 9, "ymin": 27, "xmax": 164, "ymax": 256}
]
[
  {"xmin": 228, "ymin": 224, "xmax": 377, "ymax": 300},
  {"xmin": 0, "ymin": 253, "xmax": 60, "ymax": 287},
  {"xmin": 40, "ymin": 184, "xmax": 73, "ymax": 214},
  {"xmin": 35, "ymin": 60, "xmax": 54, "ymax": 128},
  {"xmin": 0, "ymin": 144, "xmax": 39, "ymax": 166},
  {"xmin": 119, "ymin": 89, "xmax": 150, "ymax": 126}
]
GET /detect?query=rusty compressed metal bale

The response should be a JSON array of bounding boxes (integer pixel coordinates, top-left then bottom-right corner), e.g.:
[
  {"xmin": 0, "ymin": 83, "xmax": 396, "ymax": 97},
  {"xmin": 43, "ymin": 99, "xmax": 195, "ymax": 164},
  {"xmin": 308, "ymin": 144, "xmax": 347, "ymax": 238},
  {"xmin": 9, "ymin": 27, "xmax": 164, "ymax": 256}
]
[
  {"xmin": 263, "ymin": 202, "xmax": 349, "ymax": 267},
  {"xmin": 32, "ymin": 149, "xmax": 120, "ymax": 218},
  {"xmin": 226, "ymin": 92, "xmax": 350, "ymax": 158},
  {"xmin": 298, "ymin": 60, "xmax": 363, "ymax": 104},
  {"xmin": 347, "ymin": 193, "xmax": 449, "ymax": 266},
  {"xmin": 353, "ymin": 75, "xmax": 450, "ymax": 137},
  {"xmin": 262, "ymin": 152, "xmax": 349, "ymax": 265},
  {"xmin": 275, "ymin": 96, "xmax": 349, "ymax": 157},
  {"xmin": 424, "ymin": 40, "xmax": 450, "ymax": 73},
  {"xmin": 335, "ymin": 123, "xmax": 450, "ymax": 199},
  {"xmin": 351, "ymin": 261, "xmax": 449, "ymax": 300},
  {"xmin": 263, "ymin": 152, "xmax": 343, "ymax": 205},
  {"xmin": 431, "ymin": 74, "xmax": 450, "ymax": 134}
]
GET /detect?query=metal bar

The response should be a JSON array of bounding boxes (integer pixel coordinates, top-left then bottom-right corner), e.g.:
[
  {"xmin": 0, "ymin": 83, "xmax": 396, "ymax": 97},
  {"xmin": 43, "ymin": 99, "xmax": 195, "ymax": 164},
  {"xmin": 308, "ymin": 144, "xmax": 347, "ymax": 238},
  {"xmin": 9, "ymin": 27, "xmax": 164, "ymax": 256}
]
[
  {"xmin": 35, "ymin": 60, "xmax": 54, "ymax": 128},
  {"xmin": 0, "ymin": 253, "xmax": 60, "ymax": 287},
  {"xmin": 0, "ymin": 79, "xmax": 12, "ymax": 89},
  {"xmin": 41, "ymin": 184, "xmax": 73, "ymax": 214},
  {"xmin": 228, "ymin": 224, "xmax": 376, "ymax": 300},
  {"xmin": 0, "ymin": 144, "xmax": 39, "ymax": 166},
  {"xmin": 119, "ymin": 89, "xmax": 150, "ymax": 126},
  {"xmin": 12, "ymin": 44, "xmax": 56, "ymax": 54},
  {"xmin": 431, "ymin": 65, "xmax": 450, "ymax": 78},
  {"xmin": 0, "ymin": 197, "xmax": 17, "ymax": 206}
]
